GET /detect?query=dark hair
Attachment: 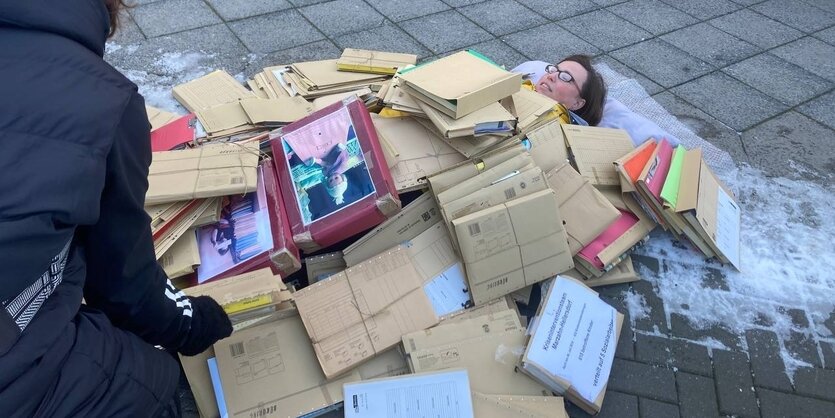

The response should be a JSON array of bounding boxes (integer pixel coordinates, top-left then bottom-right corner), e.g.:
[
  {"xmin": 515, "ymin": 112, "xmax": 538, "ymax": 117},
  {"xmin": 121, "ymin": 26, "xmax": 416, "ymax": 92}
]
[
  {"xmin": 560, "ymin": 54, "xmax": 607, "ymax": 126},
  {"xmin": 104, "ymin": 0, "xmax": 130, "ymax": 38}
]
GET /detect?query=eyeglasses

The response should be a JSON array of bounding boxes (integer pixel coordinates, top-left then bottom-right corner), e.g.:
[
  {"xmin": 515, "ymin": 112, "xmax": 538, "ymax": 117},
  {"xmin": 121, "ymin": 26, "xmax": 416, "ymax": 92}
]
[{"xmin": 544, "ymin": 64, "xmax": 581, "ymax": 95}]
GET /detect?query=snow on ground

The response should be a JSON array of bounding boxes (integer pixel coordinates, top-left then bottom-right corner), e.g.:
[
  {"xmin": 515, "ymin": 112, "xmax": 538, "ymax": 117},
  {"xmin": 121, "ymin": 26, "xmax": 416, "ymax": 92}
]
[{"xmin": 120, "ymin": 49, "xmax": 835, "ymax": 381}]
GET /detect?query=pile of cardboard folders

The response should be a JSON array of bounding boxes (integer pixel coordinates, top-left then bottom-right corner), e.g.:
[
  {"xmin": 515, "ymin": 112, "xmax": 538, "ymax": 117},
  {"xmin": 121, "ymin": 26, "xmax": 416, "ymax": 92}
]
[{"xmin": 148, "ymin": 48, "xmax": 741, "ymax": 418}]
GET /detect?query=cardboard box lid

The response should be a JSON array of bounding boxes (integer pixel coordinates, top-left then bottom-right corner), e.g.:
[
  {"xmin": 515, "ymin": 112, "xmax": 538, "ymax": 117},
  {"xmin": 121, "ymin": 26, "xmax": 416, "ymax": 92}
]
[
  {"xmin": 410, "ymin": 329, "xmax": 551, "ymax": 396},
  {"xmin": 213, "ymin": 314, "xmax": 361, "ymax": 418},
  {"xmin": 472, "ymin": 392, "xmax": 567, "ymax": 418},
  {"xmin": 562, "ymin": 125, "xmax": 634, "ymax": 187},
  {"xmin": 172, "ymin": 70, "xmax": 255, "ymax": 112}
]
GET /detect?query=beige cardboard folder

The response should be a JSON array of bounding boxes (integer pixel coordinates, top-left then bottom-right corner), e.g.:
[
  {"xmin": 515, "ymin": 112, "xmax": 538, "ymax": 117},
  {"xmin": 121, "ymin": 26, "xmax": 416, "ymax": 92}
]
[
  {"xmin": 425, "ymin": 142, "xmax": 529, "ymax": 194},
  {"xmin": 418, "ymin": 100, "xmax": 516, "ymax": 139},
  {"xmin": 371, "ymin": 114, "xmax": 466, "ymax": 192},
  {"xmin": 436, "ymin": 152, "xmax": 535, "ymax": 207},
  {"xmin": 409, "ymin": 329, "xmax": 551, "ymax": 396},
  {"xmin": 337, "ymin": 48, "xmax": 417, "ymax": 75},
  {"xmin": 183, "ymin": 267, "xmax": 291, "ymax": 321},
  {"xmin": 501, "ymin": 88, "xmax": 560, "ymax": 134},
  {"xmin": 562, "ymin": 125, "xmax": 635, "ymax": 187},
  {"xmin": 146, "ymin": 105, "xmax": 181, "ymax": 131},
  {"xmin": 172, "ymin": 70, "xmax": 255, "ymax": 112},
  {"xmin": 153, "ymin": 198, "xmax": 215, "ymax": 259},
  {"xmin": 146, "ymin": 142, "xmax": 259, "ymax": 205},
  {"xmin": 214, "ymin": 313, "xmax": 361, "ymax": 418},
  {"xmin": 179, "ymin": 349, "xmax": 219, "ymax": 418},
  {"xmin": 291, "ymin": 59, "xmax": 386, "ymax": 90},
  {"xmin": 453, "ymin": 189, "xmax": 573, "ymax": 305},
  {"xmin": 399, "ymin": 50, "xmax": 522, "ymax": 119},
  {"xmin": 545, "ymin": 162, "xmax": 620, "ymax": 254},
  {"xmin": 402, "ymin": 309, "xmax": 522, "ymax": 355},
  {"xmin": 195, "ymin": 97, "xmax": 313, "ymax": 134},
  {"xmin": 596, "ymin": 188, "xmax": 657, "ymax": 269},
  {"xmin": 472, "ymin": 392, "xmax": 567, "ymax": 418},
  {"xmin": 159, "ymin": 230, "xmax": 201, "ymax": 279},
  {"xmin": 525, "ymin": 119, "xmax": 569, "ymax": 172},
  {"xmin": 563, "ymin": 254, "xmax": 640, "ymax": 287}
]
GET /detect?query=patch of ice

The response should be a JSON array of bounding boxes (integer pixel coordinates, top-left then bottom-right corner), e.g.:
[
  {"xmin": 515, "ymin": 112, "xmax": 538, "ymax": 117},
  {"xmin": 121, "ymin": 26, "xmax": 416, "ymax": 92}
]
[{"xmin": 622, "ymin": 289, "xmax": 651, "ymax": 326}]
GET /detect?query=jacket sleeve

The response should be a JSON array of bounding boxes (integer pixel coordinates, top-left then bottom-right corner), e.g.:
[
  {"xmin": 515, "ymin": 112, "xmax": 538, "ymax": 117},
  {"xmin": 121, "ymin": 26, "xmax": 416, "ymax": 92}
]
[{"xmin": 80, "ymin": 93, "xmax": 229, "ymax": 352}]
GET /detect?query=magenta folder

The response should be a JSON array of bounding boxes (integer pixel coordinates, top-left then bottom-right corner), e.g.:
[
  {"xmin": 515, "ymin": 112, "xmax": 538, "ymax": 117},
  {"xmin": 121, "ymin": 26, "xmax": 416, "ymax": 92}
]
[{"xmin": 577, "ymin": 209, "xmax": 640, "ymax": 270}]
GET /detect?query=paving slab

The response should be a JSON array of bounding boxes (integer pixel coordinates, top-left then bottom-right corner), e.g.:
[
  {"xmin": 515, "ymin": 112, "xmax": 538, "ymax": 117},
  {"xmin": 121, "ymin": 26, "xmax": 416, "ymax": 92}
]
[
  {"xmin": 798, "ymin": 90, "xmax": 835, "ymax": 130},
  {"xmin": 660, "ymin": 23, "xmax": 760, "ymax": 68},
  {"xmin": 822, "ymin": 341, "xmax": 835, "ymax": 370},
  {"xmin": 559, "ymin": 9, "xmax": 651, "ymax": 52},
  {"xmin": 784, "ymin": 330, "xmax": 823, "ymax": 367},
  {"xmin": 712, "ymin": 349, "xmax": 760, "ymax": 417},
  {"xmin": 286, "ymin": 0, "xmax": 330, "ymax": 6},
  {"xmin": 639, "ymin": 398, "xmax": 680, "ymax": 418},
  {"xmin": 608, "ymin": 359, "xmax": 678, "ymax": 402},
  {"xmin": 400, "ymin": 10, "xmax": 492, "ymax": 54},
  {"xmin": 635, "ymin": 334, "xmax": 714, "ymax": 376},
  {"xmin": 130, "ymin": 0, "xmax": 221, "ymax": 38},
  {"xmin": 204, "ymin": 0, "xmax": 292, "ymax": 21},
  {"xmin": 630, "ymin": 280, "xmax": 670, "ymax": 334},
  {"xmin": 608, "ymin": 0, "xmax": 697, "ymax": 36},
  {"xmin": 109, "ymin": 11, "xmax": 145, "ymax": 45},
  {"xmin": 242, "ymin": 39, "xmax": 341, "ymax": 76},
  {"xmin": 669, "ymin": 312, "xmax": 742, "ymax": 350},
  {"xmin": 752, "ymin": 0, "xmax": 835, "ymax": 33},
  {"xmin": 596, "ymin": 54, "xmax": 666, "ymax": 95},
  {"xmin": 514, "ymin": 0, "xmax": 599, "ymax": 20},
  {"xmin": 742, "ymin": 111, "xmax": 835, "ymax": 179},
  {"xmin": 334, "ymin": 22, "xmax": 432, "ymax": 60},
  {"xmin": 228, "ymin": 9, "xmax": 325, "ymax": 53},
  {"xmin": 772, "ymin": 36, "xmax": 835, "ymax": 83},
  {"xmin": 676, "ymin": 372, "xmax": 720, "ymax": 418},
  {"xmin": 814, "ymin": 26, "xmax": 835, "ymax": 45},
  {"xmin": 615, "ymin": 312, "xmax": 636, "ymax": 360},
  {"xmin": 671, "ymin": 72, "xmax": 787, "ymax": 131},
  {"xmin": 708, "ymin": 9, "xmax": 803, "ymax": 49},
  {"xmin": 758, "ymin": 388, "xmax": 835, "ymax": 418},
  {"xmin": 659, "ymin": 0, "xmax": 740, "ymax": 20},
  {"xmin": 565, "ymin": 391, "xmax": 639, "ymax": 418},
  {"xmin": 299, "ymin": 0, "xmax": 385, "ymax": 37},
  {"xmin": 458, "ymin": 0, "xmax": 548, "ymax": 37},
  {"xmin": 592, "ymin": 0, "xmax": 629, "ymax": 5},
  {"xmin": 503, "ymin": 23, "xmax": 600, "ymax": 62},
  {"xmin": 804, "ymin": 0, "xmax": 835, "ymax": 14},
  {"xmin": 746, "ymin": 329, "xmax": 793, "ymax": 392},
  {"xmin": 363, "ymin": 0, "xmax": 449, "ymax": 22},
  {"xmin": 610, "ymin": 39, "xmax": 713, "ymax": 89},
  {"xmin": 442, "ymin": 0, "xmax": 489, "ymax": 7},
  {"xmin": 465, "ymin": 39, "xmax": 529, "ymax": 69},
  {"xmin": 792, "ymin": 367, "xmax": 835, "ymax": 401},
  {"xmin": 722, "ymin": 52, "xmax": 833, "ymax": 106}
]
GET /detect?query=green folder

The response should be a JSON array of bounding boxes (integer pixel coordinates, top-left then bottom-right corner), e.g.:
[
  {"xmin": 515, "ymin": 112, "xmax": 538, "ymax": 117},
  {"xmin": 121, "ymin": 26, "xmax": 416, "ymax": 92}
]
[{"xmin": 660, "ymin": 145, "xmax": 686, "ymax": 208}]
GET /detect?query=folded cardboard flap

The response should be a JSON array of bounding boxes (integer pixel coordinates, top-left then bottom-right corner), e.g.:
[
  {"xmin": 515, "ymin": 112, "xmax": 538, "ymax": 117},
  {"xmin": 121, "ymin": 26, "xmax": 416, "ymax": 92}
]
[
  {"xmin": 159, "ymin": 230, "xmax": 200, "ymax": 279},
  {"xmin": 146, "ymin": 105, "xmax": 181, "ymax": 131},
  {"xmin": 453, "ymin": 189, "xmax": 573, "ymax": 305},
  {"xmin": 501, "ymin": 88, "xmax": 560, "ymax": 133}
]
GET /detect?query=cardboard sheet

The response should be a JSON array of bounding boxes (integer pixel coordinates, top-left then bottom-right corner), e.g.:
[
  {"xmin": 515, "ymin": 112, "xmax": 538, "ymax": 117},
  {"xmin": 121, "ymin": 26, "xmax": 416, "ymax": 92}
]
[
  {"xmin": 472, "ymin": 392, "xmax": 567, "ymax": 418},
  {"xmin": 172, "ymin": 70, "xmax": 255, "ymax": 112},
  {"xmin": 183, "ymin": 267, "xmax": 290, "ymax": 321},
  {"xmin": 695, "ymin": 159, "xmax": 741, "ymax": 269},
  {"xmin": 562, "ymin": 125, "xmax": 634, "ymax": 186},
  {"xmin": 337, "ymin": 48, "xmax": 417, "ymax": 75},
  {"xmin": 159, "ymin": 230, "xmax": 200, "ymax": 279},
  {"xmin": 500, "ymin": 88, "xmax": 560, "ymax": 134},
  {"xmin": 418, "ymin": 100, "xmax": 515, "ymax": 139},
  {"xmin": 402, "ymin": 309, "xmax": 522, "ymax": 355}
]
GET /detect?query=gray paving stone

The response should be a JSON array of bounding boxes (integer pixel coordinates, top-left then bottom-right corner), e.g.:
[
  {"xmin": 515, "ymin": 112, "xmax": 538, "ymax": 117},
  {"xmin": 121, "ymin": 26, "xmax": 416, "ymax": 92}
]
[
  {"xmin": 400, "ymin": 10, "xmax": 492, "ymax": 54},
  {"xmin": 814, "ymin": 26, "xmax": 835, "ymax": 45},
  {"xmin": 752, "ymin": 0, "xmax": 835, "ymax": 33},
  {"xmin": 286, "ymin": 0, "xmax": 329, "ymax": 6},
  {"xmin": 772, "ymin": 37, "xmax": 835, "ymax": 83},
  {"xmin": 758, "ymin": 388, "xmax": 835, "ymax": 418},
  {"xmin": 503, "ymin": 23, "xmax": 600, "ymax": 63},
  {"xmin": 299, "ymin": 0, "xmax": 385, "ymax": 37},
  {"xmin": 559, "ymin": 9, "xmax": 651, "ymax": 52},
  {"xmin": 514, "ymin": 0, "xmax": 599, "ymax": 20},
  {"xmin": 728, "ymin": 0, "xmax": 766, "ymax": 5},
  {"xmin": 669, "ymin": 312, "xmax": 742, "ymax": 350},
  {"xmin": 709, "ymin": 9, "xmax": 803, "ymax": 49},
  {"xmin": 335, "ymin": 22, "xmax": 432, "ymax": 60},
  {"xmin": 671, "ymin": 72, "xmax": 787, "ymax": 131},
  {"xmin": 660, "ymin": 23, "xmax": 760, "ymax": 68},
  {"xmin": 608, "ymin": 0, "xmax": 697, "ymax": 36},
  {"xmin": 364, "ymin": 0, "xmax": 449, "ymax": 22},
  {"xmin": 631, "ymin": 254, "xmax": 661, "ymax": 275},
  {"xmin": 228, "ymin": 10, "xmax": 325, "ymax": 53},
  {"xmin": 607, "ymin": 358, "xmax": 678, "ymax": 402},
  {"xmin": 592, "ymin": 0, "xmax": 629, "ymax": 5},
  {"xmin": 609, "ymin": 40, "xmax": 713, "ymax": 89},
  {"xmin": 106, "ymin": 24, "xmax": 249, "ymax": 76},
  {"xmin": 785, "ymin": 330, "xmax": 823, "ymax": 367},
  {"xmin": 799, "ymin": 91, "xmax": 835, "ymax": 130},
  {"xmin": 465, "ymin": 39, "xmax": 528, "ymax": 69},
  {"xmin": 615, "ymin": 313, "xmax": 636, "ymax": 360},
  {"xmin": 804, "ymin": 0, "xmax": 835, "ymax": 13},
  {"xmin": 630, "ymin": 280, "xmax": 669, "ymax": 334},
  {"xmin": 659, "ymin": 0, "xmax": 740, "ymax": 20},
  {"xmin": 242, "ymin": 39, "xmax": 341, "ymax": 76},
  {"xmin": 458, "ymin": 0, "xmax": 548, "ymax": 37},
  {"xmin": 745, "ymin": 329, "xmax": 793, "ymax": 391},
  {"xmin": 742, "ymin": 111, "xmax": 835, "ymax": 179},
  {"xmin": 701, "ymin": 266, "xmax": 730, "ymax": 291},
  {"xmin": 713, "ymin": 349, "xmax": 759, "ymax": 417},
  {"xmin": 639, "ymin": 398, "xmax": 680, "ymax": 418},
  {"xmin": 635, "ymin": 334, "xmax": 713, "ymax": 376},
  {"xmin": 822, "ymin": 341, "xmax": 835, "ymax": 370},
  {"xmin": 565, "ymin": 391, "xmax": 639, "ymax": 418},
  {"xmin": 205, "ymin": 0, "xmax": 292, "ymax": 21},
  {"xmin": 443, "ymin": 0, "xmax": 489, "ymax": 6},
  {"xmin": 676, "ymin": 372, "xmax": 719, "ymax": 418},
  {"xmin": 130, "ymin": 0, "xmax": 221, "ymax": 38},
  {"xmin": 793, "ymin": 367, "xmax": 835, "ymax": 401},
  {"xmin": 128, "ymin": 0, "xmax": 165, "ymax": 4},
  {"xmin": 108, "ymin": 10, "xmax": 146, "ymax": 45},
  {"xmin": 722, "ymin": 53, "xmax": 833, "ymax": 106}
]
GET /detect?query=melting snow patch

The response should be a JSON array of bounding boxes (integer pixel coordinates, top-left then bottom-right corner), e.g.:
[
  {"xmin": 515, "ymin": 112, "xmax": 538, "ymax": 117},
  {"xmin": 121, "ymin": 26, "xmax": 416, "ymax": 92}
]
[{"xmin": 623, "ymin": 289, "xmax": 651, "ymax": 326}]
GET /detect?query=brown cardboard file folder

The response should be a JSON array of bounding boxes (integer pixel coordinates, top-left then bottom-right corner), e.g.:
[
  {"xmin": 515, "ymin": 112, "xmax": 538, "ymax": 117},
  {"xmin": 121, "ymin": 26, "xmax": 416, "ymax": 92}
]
[
  {"xmin": 172, "ymin": 70, "xmax": 255, "ymax": 112},
  {"xmin": 183, "ymin": 267, "xmax": 290, "ymax": 321},
  {"xmin": 418, "ymin": 100, "xmax": 516, "ymax": 139},
  {"xmin": 402, "ymin": 309, "xmax": 522, "ymax": 355},
  {"xmin": 561, "ymin": 125, "xmax": 634, "ymax": 187},
  {"xmin": 399, "ymin": 50, "xmax": 522, "ymax": 119},
  {"xmin": 425, "ymin": 142, "xmax": 529, "ymax": 194},
  {"xmin": 453, "ymin": 189, "xmax": 573, "ymax": 305},
  {"xmin": 472, "ymin": 392, "xmax": 568, "ymax": 418},
  {"xmin": 336, "ymin": 48, "xmax": 417, "ymax": 75},
  {"xmin": 146, "ymin": 142, "xmax": 259, "ymax": 205}
]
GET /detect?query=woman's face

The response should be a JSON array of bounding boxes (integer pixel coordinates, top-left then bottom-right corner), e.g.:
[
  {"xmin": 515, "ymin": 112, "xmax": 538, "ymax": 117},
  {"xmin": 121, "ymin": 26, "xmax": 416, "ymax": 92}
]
[
  {"xmin": 535, "ymin": 60, "xmax": 588, "ymax": 110},
  {"xmin": 327, "ymin": 173, "xmax": 344, "ymax": 188}
]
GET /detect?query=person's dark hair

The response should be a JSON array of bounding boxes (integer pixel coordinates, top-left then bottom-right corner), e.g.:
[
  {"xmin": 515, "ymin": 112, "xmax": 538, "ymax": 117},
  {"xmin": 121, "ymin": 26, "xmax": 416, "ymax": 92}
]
[
  {"xmin": 560, "ymin": 54, "xmax": 607, "ymax": 126},
  {"xmin": 104, "ymin": 0, "xmax": 129, "ymax": 38}
]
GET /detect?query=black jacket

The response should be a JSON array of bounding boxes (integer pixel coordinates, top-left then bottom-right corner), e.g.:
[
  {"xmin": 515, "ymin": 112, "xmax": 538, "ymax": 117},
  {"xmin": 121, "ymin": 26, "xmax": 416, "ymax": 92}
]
[{"xmin": 0, "ymin": 1, "xmax": 222, "ymax": 414}]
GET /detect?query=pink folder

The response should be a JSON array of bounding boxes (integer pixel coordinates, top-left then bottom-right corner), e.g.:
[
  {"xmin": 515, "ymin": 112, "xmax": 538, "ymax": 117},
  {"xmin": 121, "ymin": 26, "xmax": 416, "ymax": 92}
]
[
  {"xmin": 150, "ymin": 113, "xmax": 196, "ymax": 152},
  {"xmin": 577, "ymin": 209, "xmax": 640, "ymax": 270}
]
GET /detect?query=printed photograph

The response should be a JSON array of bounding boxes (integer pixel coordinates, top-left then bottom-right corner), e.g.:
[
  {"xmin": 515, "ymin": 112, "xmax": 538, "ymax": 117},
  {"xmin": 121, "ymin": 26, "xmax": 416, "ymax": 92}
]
[
  {"xmin": 196, "ymin": 166, "xmax": 274, "ymax": 283},
  {"xmin": 281, "ymin": 106, "xmax": 376, "ymax": 225}
]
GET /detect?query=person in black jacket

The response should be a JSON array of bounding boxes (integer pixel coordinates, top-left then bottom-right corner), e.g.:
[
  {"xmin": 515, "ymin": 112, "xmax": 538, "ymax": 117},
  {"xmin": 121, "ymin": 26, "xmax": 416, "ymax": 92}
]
[{"xmin": 0, "ymin": 1, "xmax": 233, "ymax": 416}]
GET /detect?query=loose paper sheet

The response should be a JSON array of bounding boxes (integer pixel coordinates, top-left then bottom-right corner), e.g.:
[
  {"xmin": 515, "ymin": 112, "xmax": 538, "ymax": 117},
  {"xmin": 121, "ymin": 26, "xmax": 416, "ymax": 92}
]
[
  {"xmin": 423, "ymin": 262, "xmax": 470, "ymax": 317},
  {"xmin": 343, "ymin": 369, "xmax": 474, "ymax": 418}
]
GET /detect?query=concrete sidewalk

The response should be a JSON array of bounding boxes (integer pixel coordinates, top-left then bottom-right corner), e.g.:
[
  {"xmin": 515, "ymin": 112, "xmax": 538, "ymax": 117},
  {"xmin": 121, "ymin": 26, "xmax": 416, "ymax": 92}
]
[{"xmin": 105, "ymin": 0, "xmax": 835, "ymax": 417}]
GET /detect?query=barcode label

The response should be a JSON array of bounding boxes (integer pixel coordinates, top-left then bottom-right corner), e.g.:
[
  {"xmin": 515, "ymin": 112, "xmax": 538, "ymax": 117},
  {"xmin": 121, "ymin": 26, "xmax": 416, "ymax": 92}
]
[
  {"xmin": 468, "ymin": 223, "xmax": 481, "ymax": 237},
  {"xmin": 230, "ymin": 342, "xmax": 245, "ymax": 357},
  {"xmin": 231, "ymin": 176, "xmax": 244, "ymax": 185},
  {"xmin": 504, "ymin": 187, "xmax": 517, "ymax": 200}
]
